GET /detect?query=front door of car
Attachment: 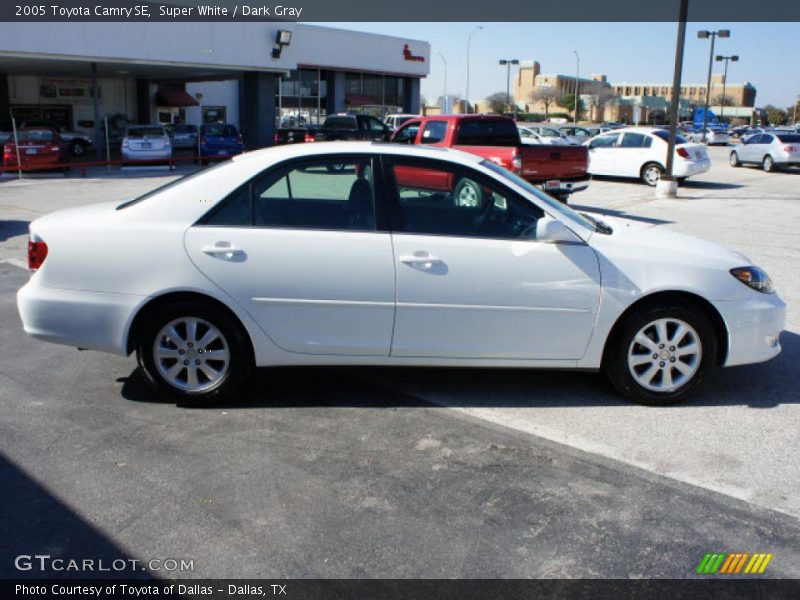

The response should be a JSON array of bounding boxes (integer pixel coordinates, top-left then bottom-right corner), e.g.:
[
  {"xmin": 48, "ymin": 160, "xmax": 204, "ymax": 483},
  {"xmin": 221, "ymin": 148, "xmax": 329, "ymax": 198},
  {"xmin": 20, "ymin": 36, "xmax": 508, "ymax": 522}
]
[
  {"xmin": 586, "ymin": 132, "xmax": 621, "ymax": 175},
  {"xmin": 383, "ymin": 157, "xmax": 601, "ymax": 360},
  {"xmin": 738, "ymin": 134, "xmax": 762, "ymax": 162},
  {"xmin": 185, "ymin": 155, "xmax": 396, "ymax": 356}
]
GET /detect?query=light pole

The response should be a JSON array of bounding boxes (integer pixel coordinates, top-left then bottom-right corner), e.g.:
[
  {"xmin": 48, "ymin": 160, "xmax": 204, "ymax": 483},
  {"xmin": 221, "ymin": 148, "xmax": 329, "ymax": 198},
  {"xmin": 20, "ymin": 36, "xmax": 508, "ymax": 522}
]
[
  {"xmin": 465, "ymin": 25, "xmax": 483, "ymax": 114},
  {"xmin": 659, "ymin": 0, "xmax": 688, "ymax": 199},
  {"xmin": 499, "ymin": 59, "xmax": 519, "ymax": 117},
  {"xmin": 438, "ymin": 53, "xmax": 448, "ymax": 113},
  {"xmin": 573, "ymin": 50, "xmax": 580, "ymax": 125},
  {"xmin": 697, "ymin": 29, "xmax": 730, "ymax": 142},
  {"xmin": 715, "ymin": 54, "xmax": 738, "ymax": 123}
]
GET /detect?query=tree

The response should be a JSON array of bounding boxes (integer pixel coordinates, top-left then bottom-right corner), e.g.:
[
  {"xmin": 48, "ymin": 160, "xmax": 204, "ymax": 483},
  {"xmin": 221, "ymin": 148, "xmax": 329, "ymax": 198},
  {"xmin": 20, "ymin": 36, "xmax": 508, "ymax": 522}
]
[
  {"xmin": 764, "ymin": 104, "xmax": 788, "ymax": 126},
  {"xmin": 712, "ymin": 94, "xmax": 736, "ymax": 106},
  {"xmin": 529, "ymin": 87, "xmax": 560, "ymax": 119},
  {"xmin": 788, "ymin": 98, "xmax": 800, "ymax": 124},
  {"xmin": 586, "ymin": 89, "xmax": 618, "ymax": 122},
  {"xmin": 485, "ymin": 91, "xmax": 509, "ymax": 114},
  {"xmin": 557, "ymin": 94, "xmax": 584, "ymax": 119}
]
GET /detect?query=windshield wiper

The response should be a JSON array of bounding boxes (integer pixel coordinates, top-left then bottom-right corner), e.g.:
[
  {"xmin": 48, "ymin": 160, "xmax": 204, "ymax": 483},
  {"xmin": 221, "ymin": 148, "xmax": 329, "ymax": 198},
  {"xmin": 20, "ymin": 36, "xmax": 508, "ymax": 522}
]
[{"xmin": 580, "ymin": 212, "xmax": 613, "ymax": 235}]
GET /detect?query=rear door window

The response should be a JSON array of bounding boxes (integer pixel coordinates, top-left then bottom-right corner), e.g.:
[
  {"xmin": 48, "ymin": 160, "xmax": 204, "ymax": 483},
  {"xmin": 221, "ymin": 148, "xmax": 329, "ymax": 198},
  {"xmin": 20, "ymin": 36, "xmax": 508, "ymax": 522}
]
[{"xmin": 420, "ymin": 121, "xmax": 447, "ymax": 144}]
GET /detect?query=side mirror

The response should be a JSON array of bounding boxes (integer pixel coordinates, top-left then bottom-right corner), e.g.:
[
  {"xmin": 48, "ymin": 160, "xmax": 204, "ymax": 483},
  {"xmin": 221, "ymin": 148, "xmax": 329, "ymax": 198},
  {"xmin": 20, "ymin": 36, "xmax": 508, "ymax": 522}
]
[{"xmin": 536, "ymin": 216, "xmax": 579, "ymax": 243}]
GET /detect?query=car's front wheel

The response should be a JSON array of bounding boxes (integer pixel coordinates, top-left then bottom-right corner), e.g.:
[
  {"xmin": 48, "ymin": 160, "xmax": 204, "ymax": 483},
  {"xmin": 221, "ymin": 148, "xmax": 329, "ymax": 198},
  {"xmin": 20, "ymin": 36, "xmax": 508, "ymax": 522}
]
[
  {"xmin": 136, "ymin": 302, "xmax": 252, "ymax": 407},
  {"xmin": 729, "ymin": 151, "xmax": 741, "ymax": 167},
  {"xmin": 604, "ymin": 301, "xmax": 717, "ymax": 406}
]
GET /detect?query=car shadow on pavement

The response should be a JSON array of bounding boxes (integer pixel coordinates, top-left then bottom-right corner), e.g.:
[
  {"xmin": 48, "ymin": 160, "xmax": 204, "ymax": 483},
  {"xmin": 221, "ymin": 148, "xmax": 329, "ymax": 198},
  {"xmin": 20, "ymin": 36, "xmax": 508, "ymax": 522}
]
[
  {"xmin": 0, "ymin": 219, "xmax": 30, "ymax": 242},
  {"xmin": 678, "ymin": 181, "xmax": 745, "ymax": 190},
  {"xmin": 0, "ymin": 451, "xmax": 154, "ymax": 579},
  {"xmin": 119, "ymin": 331, "xmax": 799, "ymax": 410}
]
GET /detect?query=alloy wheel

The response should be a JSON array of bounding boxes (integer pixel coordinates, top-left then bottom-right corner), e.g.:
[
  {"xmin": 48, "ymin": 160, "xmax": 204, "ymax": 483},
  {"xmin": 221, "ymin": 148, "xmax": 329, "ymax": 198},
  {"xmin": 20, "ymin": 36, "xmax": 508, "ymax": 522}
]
[
  {"xmin": 627, "ymin": 318, "xmax": 702, "ymax": 393},
  {"xmin": 153, "ymin": 317, "xmax": 230, "ymax": 392}
]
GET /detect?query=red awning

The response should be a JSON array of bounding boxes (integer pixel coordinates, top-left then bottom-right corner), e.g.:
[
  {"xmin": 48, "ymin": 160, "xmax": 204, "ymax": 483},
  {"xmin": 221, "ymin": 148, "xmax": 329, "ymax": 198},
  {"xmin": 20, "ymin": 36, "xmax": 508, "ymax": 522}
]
[
  {"xmin": 155, "ymin": 90, "xmax": 199, "ymax": 107},
  {"xmin": 345, "ymin": 94, "xmax": 378, "ymax": 106}
]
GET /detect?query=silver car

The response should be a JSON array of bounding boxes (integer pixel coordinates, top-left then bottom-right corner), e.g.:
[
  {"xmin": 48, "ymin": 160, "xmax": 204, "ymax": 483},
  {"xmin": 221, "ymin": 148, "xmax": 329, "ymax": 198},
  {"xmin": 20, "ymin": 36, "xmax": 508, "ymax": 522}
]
[
  {"xmin": 520, "ymin": 124, "xmax": 574, "ymax": 145},
  {"xmin": 518, "ymin": 126, "xmax": 569, "ymax": 145},
  {"xmin": 556, "ymin": 125, "xmax": 593, "ymax": 146},
  {"xmin": 729, "ymin": 132, "xmax": 800, "ymax": 172},
  {"xmin": 121, "ymin": 125, "xmax": 173, "ymax": 164},
  {"xmin": 167, "ymin": 124, "xmax": 198, "ymax": 150},
  {"xmin": 687, "ymin": 128, "xmax": 730, "ymax": 146}
]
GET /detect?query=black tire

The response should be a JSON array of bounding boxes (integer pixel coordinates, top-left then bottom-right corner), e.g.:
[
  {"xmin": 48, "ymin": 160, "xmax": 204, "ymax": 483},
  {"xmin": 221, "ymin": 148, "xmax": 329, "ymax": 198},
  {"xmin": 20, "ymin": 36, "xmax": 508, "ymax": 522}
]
[
  {"xmin": 762, "ymin": 155, "xmax": 775, "ymax": 173},
  {"xmin": 70, "ymin": 140, "xmax": 88, "ymax": 157},
  {"xmin": 729, "ymin": 151, "xmax": 741, "ymax": 167},
  {"xmin": 453, "ymin": 177, "xmax": 483, "ymax": 207},
  {"xmin": 326, "ymin": 163, "xmax": 346, "ymax": 173},
  {"xmin": 603, "ymin": 301, "xmax": 718, "ymax": 406},
  {"xmin": 640, "ymin": 162, "xmax": 664, "ymax": 187},
  {"xmin": 136, "ymin": 301, "xmax": 253, "ymax": 407}
]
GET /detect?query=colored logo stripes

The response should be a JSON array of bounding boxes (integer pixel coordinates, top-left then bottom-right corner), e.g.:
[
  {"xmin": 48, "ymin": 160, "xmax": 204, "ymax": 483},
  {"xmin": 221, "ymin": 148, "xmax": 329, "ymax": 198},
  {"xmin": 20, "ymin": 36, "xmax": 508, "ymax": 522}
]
[{"xmin": 696, "ymin": 552, "xmax": 773, "ymax": 575}]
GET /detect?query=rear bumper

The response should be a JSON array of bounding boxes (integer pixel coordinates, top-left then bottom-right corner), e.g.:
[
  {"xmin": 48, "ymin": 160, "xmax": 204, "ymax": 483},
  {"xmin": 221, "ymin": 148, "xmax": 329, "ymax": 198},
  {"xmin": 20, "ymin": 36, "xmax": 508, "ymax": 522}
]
[
  {"xmin": 673, "ymin": 159, "xmax": 711, "ymax": 178},
  {"xmin": 532, "ymin": 174, "xmax": 591, "ymax": 196},
  {"xmin": 712, "ymin": 294, "xmax": 786, "ymax": 367},
  {"xmin": 17, "ymin": 280, "xmax": 143, "ymax": 356},
  {"xmin": 122, "ymin": 148, "xmax": 172, "ymax": 162},
  {"xmin": 200, "ymin": 144, "xmax": 244, "ymax": 157}
]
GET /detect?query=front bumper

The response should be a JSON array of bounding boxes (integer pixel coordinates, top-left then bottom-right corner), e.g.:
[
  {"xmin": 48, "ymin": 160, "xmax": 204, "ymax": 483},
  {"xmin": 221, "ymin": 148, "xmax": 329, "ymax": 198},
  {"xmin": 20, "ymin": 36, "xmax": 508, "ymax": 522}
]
[{"xmin": 712, "ymin": 293, "xmax": 786, "ymax": 367}]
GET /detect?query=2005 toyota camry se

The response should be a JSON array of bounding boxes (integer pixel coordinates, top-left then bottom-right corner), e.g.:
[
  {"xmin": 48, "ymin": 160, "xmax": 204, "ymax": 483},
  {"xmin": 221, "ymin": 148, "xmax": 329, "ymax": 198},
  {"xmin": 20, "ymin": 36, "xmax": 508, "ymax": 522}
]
[{"xmin": 17, "ymin": 142, "xmax": 785, "ymax": 406}]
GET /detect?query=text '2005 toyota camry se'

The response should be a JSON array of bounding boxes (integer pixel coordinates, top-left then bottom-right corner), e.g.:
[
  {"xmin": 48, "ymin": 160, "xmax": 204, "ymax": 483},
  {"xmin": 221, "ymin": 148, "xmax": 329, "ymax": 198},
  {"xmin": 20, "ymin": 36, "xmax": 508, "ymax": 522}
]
[{"xmin": 17, "ymin": 142, "xmax": 786, "ymax": 406}]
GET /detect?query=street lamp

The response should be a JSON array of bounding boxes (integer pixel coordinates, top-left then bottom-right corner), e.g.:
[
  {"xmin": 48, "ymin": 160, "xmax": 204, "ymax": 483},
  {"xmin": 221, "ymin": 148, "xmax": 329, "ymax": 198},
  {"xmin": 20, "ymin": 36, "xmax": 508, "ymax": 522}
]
[
  {"xmin": 499, "ymin": 59, "xmax": 519, "ymax": 117},
  {"xmin": 715, "ymin": 54, "xmax": 738, "ymax": 123},
  {"xmin": 438, "ymin": 53, "xmax": 448, "ymax": 113},
  {"xmin": 573, "ymin": 50, "xmax": 580, "ymax": 125},
  {"xmin": 465, "ymin": 25, "xmax": 483, "ymax": 114},
  {"xmin": 697, "ymin": 29, "xmax": 730, "ymax": 142}
]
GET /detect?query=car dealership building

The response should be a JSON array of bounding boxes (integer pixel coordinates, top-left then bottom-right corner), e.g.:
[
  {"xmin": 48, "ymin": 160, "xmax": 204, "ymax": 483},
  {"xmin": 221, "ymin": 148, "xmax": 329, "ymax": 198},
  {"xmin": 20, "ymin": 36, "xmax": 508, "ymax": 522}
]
[{"xmin": 0, "ymin": 22, "xmax": 429, "ymax": 153}]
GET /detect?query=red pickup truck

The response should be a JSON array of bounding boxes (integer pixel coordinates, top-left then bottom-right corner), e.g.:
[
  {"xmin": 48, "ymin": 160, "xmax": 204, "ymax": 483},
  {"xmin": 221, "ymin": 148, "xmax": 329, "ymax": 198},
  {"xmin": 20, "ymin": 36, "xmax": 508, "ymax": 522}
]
[{"xmin": 391, "ymin": 115, "xmax": 589, "ymax": 202}]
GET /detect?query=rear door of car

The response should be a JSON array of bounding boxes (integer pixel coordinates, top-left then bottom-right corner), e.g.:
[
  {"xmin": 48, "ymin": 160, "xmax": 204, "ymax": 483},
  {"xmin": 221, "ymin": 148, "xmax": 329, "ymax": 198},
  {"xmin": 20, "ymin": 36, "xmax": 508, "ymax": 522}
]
[
  {"xmin": 616, "ymin": 132, "xmax": 653, "ymax": 178},
  {"xmin": 185, "ymin": 153, "xmax": 397, "ymax": 356}
]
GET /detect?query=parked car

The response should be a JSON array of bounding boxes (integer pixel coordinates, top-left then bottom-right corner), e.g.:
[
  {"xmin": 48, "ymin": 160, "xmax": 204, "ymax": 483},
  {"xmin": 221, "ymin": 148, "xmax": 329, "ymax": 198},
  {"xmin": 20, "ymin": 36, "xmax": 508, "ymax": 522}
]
[
  {"xmin": 686, "ymin": 128, "xmax": 730, "ymax": 146},
  {"xmin": 166, "ymin": 124, "xmax": 198, "ymax": 150},
  {"xmin": 729, "ymin": 132, "xmax": 800, "ymax": 172},
  {"xmin": 274, "ymin": 123, "xmax": 322, "ymax": 146},
  {"xmin": 17, "ymin": 142, "xmax": 785, "ymax": 407},
  {"xmin": 556, "ymin": 125, "xmax": 593, "ymax": 146},
  {"xmin": 584, "ymin": 127, "xmax": 711, "ymax": 186},
  {"xmin": 520, "ymin": 124, "xmax": 574, "ymax": 145},
  {"xmin": 199, "ymin": 123, "xmax": 245, "ymax": 165},
  {"xmin": 20, "ymin": 119, "xmax": 93, "ymax": 157},
  {"xmin": 585, "ymin": 125, "xmax": 619, "ymax": 138},
  {"xmin": 518, "ymin": 126, "xmax": 569, "ymax": 145},
  {"xmin": 121, "ymin": 125, "xmax": 173, "ymax": 165},
  {"xmin": 739, "ymin": 128, "xmax": 768, "ymax": 143},
  {"xmin": 0, "ymin": 123, "xmax": 12, "ymax": 155},
  {"xmin": 384, "ymin": 114, "xmax": 417, "ymax": 133},
  {"xmin": 392, "ymin": 115, "xmax": 589, "ymax": 202},
  {"xmin": 318, "ymin": 114, "xmax": 391, "ymax": 142},
  {"xmin": 3, "ymin": 127, "xmax": 67, "ymax": 173}
]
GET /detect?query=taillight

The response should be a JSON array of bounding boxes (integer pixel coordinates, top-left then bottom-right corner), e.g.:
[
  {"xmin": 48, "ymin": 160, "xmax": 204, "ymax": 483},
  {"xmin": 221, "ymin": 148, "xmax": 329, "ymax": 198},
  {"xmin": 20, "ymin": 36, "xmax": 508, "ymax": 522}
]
[
  {"xmin": 676, "ymin": 147, "xmax": 690, "ymax": 159},
  {"xmin": 200, "ymin": 137, "xmax": 207, "ymax": 145},
  {"xmin": 784, "ymin": 146, "xmax": 797, "ymax": 152},
  {"xmin": 274, "ymin": 133, "xmax": 279, "ymax": 143},
  {"xmin": 304, "ymin": 132, "xmax": 316, "ymax": 143},
  {"xmin": 50, "ymin": 145, "xmax": 60, "ymax": 152},
  {"xmin": 28, "ymin": 239, "xmax": 48, "ymax": 271},
  {"xmin": 511, "ymin": 153, "xmax": 522, "ymax": 174}
]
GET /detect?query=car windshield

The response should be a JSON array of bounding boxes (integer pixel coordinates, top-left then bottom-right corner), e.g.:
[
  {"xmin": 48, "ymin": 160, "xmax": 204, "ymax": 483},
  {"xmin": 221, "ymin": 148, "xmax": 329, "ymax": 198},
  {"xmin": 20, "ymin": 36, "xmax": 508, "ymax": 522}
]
[
  {"xmin": 127, "ymin": 127, "xmax": 164, "ymax": 138},
  {"xmin": 16, "ymin": 130, "xmax": 55, "ymax": 142},
  {"xmin": 480, "ymin": 160, "xmax": 597, "ymax": 233},
  {"xmin": 651, "ymin": 130, "xmax": 689, "ymax": 144},
  {"xmin": 203, "ymin": 124, "xmax": 237, "ymax": 136}
]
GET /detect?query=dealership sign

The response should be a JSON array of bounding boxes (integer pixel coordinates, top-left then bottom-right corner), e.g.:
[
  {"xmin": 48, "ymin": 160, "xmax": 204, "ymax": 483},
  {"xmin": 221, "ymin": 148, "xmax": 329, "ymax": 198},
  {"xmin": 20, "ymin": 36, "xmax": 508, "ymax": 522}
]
[{"xmin": 403, "ymin": 44, "xmax": 425, "ymax": 62}]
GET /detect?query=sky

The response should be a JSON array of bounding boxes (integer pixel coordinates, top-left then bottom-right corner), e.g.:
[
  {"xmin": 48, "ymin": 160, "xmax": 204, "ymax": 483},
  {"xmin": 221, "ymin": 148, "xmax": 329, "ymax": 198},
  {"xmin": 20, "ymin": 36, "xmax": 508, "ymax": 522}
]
[{"xmin": 327, "ymin": 22, "xmax": 799, "ymax": 108}]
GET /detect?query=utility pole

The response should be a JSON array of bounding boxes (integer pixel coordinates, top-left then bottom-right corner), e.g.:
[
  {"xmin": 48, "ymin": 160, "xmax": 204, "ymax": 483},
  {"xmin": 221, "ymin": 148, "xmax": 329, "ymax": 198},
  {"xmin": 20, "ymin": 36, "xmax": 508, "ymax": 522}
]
[
  {"xmin": 465, "ymin": 25, "xmax": 482, "ymax": 114},
  {"xmin": 573, "ymin": 50, "xmax": 580, "ymax": 125},
  {"xmin": 438, "ymin": 53, "xmax": 448, "ymax": 113},
  {"xmin": 715, "ymin": 54, "xmax": 738, "ymax": 123},
  {"xmin": 499, "ymin": 59, "xmax": 519, "ymax": 117},
  {"xmin": 697, "ymin": 29, "xmax": 730, "ymax": 142}
]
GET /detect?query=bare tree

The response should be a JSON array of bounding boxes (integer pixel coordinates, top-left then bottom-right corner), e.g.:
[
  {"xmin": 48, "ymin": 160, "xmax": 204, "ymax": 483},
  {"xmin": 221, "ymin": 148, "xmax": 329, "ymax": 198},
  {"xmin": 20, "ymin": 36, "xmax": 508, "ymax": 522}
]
[
  {"xmin": 485, "ymin": 92, "xmax": 509, "ymax": 114},
  {"xmin": 529, "ymin": 87, "xmax": 560, "ymax": 119},
  {"xmin": 586, "ymin": 89, "xmax": 618, "ymax": 121},
  {"xmin": 712, "ymin": 94, "xmax": 736, "ymax": 107}
]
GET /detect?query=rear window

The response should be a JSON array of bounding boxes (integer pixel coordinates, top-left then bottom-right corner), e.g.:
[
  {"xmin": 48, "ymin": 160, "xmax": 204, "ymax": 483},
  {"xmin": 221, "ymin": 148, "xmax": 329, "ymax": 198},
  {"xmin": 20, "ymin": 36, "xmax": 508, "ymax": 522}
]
[
  {"xmin": 455, "ymin": 119, "xmax": 519, "ymax": 146},
  {"xmin": 651, "ymin": 130, "xmax": 688, "ymax": 145},
  {"xmin": 127, "ymin": 127, "xmax": 165, "ymax": 138},
  {"xmin": 776, "ymin": 134, "xmax": 800, "ymax": 143},
  {"xmin": 203, "ymin": 124, "xmax": 238, "ymax": 136},
  {"xmin": 16, "ymin": 130, "xmax": 55, "ymax": 142},
  {"xmin": 324, "ymin": 116, "xmax": 357, "ymax": 130}
]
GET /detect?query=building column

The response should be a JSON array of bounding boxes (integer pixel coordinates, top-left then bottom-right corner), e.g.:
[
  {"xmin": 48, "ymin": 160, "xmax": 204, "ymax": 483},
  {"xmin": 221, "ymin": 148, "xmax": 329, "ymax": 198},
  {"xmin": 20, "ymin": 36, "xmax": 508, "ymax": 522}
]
[
  {"xmin": 327, "ymin": 71, "xmax": 346, "ymax": 114},
  {"xmin": 239, "ymin": 72, "xmax": 277, "ymax": 149},
  {"xmin": 90, "ymin": 63, "xmax": 102, "ymax": 159},
  {"xmin": 404, "ymin": 78, "xmax": 421, "ymax": 114},
  {"xmin": 0, "ymin": 74, "xmax": 9, "ymax": 124}
]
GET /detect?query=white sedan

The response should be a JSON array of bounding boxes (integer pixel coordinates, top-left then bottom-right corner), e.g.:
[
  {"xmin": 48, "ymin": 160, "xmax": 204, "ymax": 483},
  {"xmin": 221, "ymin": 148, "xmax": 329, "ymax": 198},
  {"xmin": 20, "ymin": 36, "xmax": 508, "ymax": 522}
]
[
  {"xmin": 17, "ymin": 142, "xmax": 785, "ymax": 407},
  {"xmin": 584, "ymin": 127, "xmax": 711, "ymax": 186}
]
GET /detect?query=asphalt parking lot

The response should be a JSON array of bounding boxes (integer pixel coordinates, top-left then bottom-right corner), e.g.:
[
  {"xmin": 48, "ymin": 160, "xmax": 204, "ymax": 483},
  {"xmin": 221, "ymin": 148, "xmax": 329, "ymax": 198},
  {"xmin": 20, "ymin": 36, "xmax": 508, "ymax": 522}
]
[{"xmin": 1, "ymin": 145, "xmax": 799, "ymax": 579}]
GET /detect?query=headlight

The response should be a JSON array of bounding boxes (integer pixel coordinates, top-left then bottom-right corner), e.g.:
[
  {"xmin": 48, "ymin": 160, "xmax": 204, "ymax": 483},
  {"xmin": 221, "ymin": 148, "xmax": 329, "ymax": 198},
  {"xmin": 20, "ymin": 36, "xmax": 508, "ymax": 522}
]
[{"xmin": 730, "ymin": 266, "xmax": 774, "ymax": 294}]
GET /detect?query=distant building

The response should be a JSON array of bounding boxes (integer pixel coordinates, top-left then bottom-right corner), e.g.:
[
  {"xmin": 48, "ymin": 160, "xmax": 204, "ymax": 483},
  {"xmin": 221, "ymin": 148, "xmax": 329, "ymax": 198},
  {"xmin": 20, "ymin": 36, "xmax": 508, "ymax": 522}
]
[
  {"xmin": 611, "ymin": 74, "xmax": 757, "ymax": 108},
  {"xmin": 514, "ymin": 60, "xmax": 612, "ymax": 115}
]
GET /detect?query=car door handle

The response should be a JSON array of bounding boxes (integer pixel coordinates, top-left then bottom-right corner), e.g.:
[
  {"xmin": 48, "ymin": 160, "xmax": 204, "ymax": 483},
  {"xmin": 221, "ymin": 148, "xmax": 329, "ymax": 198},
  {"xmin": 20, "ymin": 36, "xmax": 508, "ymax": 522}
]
[
  {"xmin": 399, "ymin": 253, "xmax": 442, "ymax": 266},
  {"xmin": 202, "ymin": 242, "xmax": 244, "ymax": 258}
]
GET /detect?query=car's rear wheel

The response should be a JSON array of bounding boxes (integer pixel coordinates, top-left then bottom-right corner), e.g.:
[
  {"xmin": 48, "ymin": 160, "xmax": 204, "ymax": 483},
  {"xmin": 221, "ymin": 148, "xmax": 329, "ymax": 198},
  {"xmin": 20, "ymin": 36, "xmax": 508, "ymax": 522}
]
[
  {"xmin": 729, "ymin": 151, "xmax": 741, "ymax": 167},
  {"xmin": 136, "ymin": 302, "xmax": 252, "ymax": 407},
  {"xmin": 454, "ymin": 178, "xmax": 483, "ymax": 207},
  {"xmin": 640, "ymin": 162, "xmax": 664, "ymax": 187},
  {"xmin": 70, "ymin": 140, "xmax": 87, "ymax": 157},
  {"xmin": 763, "ymin": 155, "xmax": 775, "ymax": 172},
  {"xmin": 604, "ymin": 302, "xmax": 717, "ymax": 406}
]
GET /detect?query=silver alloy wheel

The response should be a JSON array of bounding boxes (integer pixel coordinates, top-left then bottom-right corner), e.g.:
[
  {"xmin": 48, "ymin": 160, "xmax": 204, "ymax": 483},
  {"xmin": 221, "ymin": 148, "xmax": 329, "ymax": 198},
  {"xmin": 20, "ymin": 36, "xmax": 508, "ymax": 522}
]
[
  {"xmin": 456, "ymin": 183, "xmax": 479, "ymax": 207},
  {"xmin": 627, "ymin": 318, "xmax": 702, "ymax": 393},
  {"xmin": 153, "ymin": 317, "xmax": 230, "ymax": 392},
  {"xmin": 643, "ymin": 165, "xmax": 662, "ymax": 186},
  {"xmin": 729, "ymin": 152, "xmax": 738, "ymax": 166},
  {"xmin": 763, "ymin": 156, "xmax": 774, "ymax": 172}
]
